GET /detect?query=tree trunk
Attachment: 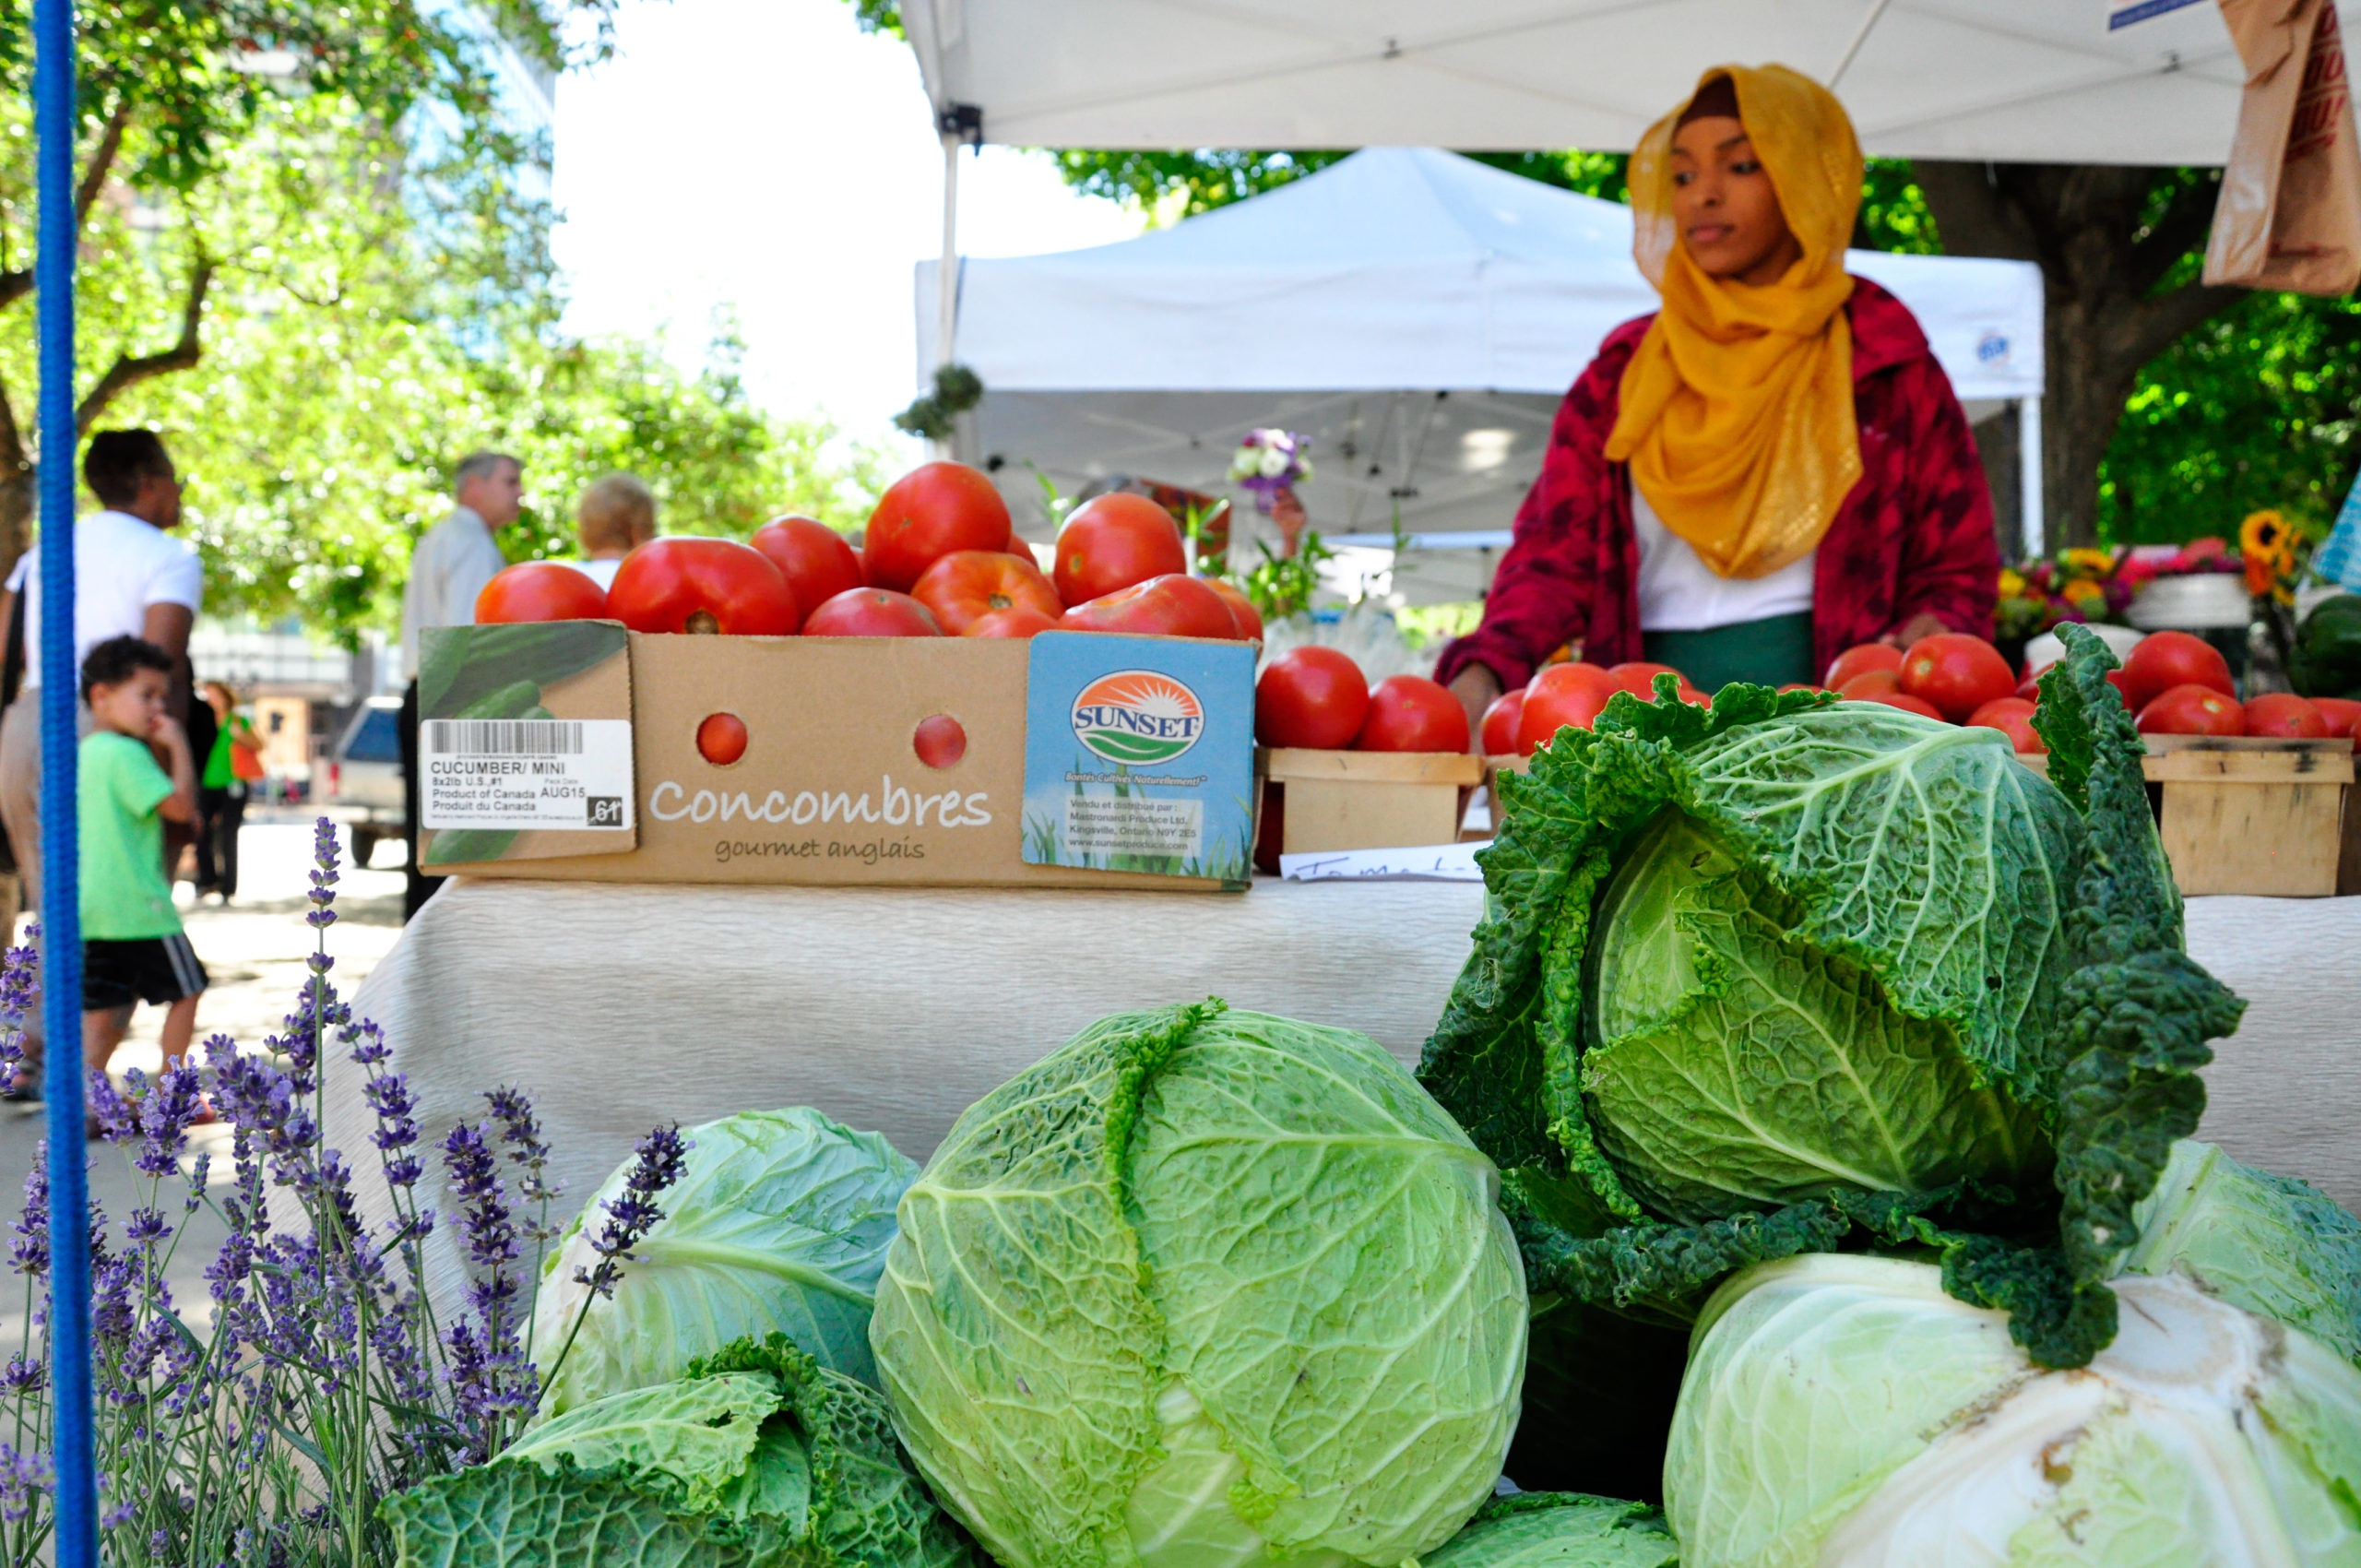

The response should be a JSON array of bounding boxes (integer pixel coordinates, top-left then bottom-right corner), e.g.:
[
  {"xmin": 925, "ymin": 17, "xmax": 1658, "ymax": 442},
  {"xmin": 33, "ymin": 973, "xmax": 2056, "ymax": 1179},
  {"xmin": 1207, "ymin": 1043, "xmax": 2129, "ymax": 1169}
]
[
  {"xmin": 1914, "ymin": 161, "xmax": 2245, "ymax": 550},
  {"xmin": 0, "ymin": 470, "xmax": 28, "ymax": 590}
]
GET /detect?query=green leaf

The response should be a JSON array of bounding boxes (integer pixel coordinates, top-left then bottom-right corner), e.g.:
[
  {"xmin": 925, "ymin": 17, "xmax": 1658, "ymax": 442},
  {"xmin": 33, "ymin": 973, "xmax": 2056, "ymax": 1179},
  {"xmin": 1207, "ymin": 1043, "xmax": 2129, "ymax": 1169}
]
[{"xmin": 1422, "ymin": 1491, "xmax": 1680, "ymax": 1567}]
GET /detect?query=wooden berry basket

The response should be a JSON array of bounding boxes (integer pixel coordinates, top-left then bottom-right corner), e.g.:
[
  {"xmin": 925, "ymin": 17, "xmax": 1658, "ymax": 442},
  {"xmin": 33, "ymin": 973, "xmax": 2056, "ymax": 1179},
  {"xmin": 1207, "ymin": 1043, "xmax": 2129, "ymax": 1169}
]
[
  {"xmin": 2023, "ymin": 735, "xmax": 2353, "ymax": 897},
  {"xmin": 1256, "ymin": 747, "xmax": 1485, "ymax": 860}
]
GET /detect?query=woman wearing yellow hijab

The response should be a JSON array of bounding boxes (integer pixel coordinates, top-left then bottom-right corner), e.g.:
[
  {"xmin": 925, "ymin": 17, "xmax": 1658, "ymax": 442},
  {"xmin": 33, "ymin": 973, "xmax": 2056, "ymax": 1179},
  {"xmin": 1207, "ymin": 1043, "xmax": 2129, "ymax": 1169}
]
[{"xmin": 1440, "ymin": 66, "xmax": 2000, "ymax": 724}]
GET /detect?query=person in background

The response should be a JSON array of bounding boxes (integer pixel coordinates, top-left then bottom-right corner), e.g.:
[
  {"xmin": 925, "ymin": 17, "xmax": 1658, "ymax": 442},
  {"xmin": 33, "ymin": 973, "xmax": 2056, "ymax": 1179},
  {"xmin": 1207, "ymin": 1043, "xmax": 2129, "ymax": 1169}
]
[
  {"xmin": 575, "ymin": 472, "xmax": 657, "ymax": 589},
  {"xmin": 195, "ymin": 680, "xmax": 257, "ymax": 904},
  {"xmin": 76, "ymin": 636, "xmax": 208, "ymax": 1125},
  {"xmin": 0, "ymin": 429, "xmax": 201, "ymax": 1098},
  {"xmin": 397, "ymin": 450, "xmax": 522, "ymax": 921},
  {"xmin": 1437, "ymin": 66, "xmax": 1998, "ymax": 738}
]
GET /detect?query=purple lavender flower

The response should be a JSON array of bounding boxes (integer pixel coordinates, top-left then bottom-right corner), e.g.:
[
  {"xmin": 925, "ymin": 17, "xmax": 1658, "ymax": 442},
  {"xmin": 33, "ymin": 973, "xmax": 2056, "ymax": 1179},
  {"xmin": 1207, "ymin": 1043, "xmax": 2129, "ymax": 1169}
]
[
  {"xmin": 0, "ymin": 1444, "xmax": 51, "ymax": 1524},
  {"xmin": 571, "ymin": 1124, "xmax": 688, "ymax": 1301},
  {"xmin": 484, "ymin": 1086, "xmax": 560, "ymax": 1222},
  {"xmin": 10, "ymin": 1142, "xmax": 47, "ymax": 1277}
]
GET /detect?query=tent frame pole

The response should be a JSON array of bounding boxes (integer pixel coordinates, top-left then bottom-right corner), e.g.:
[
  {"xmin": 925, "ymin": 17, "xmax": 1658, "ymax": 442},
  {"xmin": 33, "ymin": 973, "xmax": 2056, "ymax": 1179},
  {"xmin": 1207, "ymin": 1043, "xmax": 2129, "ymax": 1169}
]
[
  {"xmin": 2020, "ymin": 395, "xmax": 2045, "ymax": 557},
  {"xmin": 1828, "ymin": 0, "xmax": 1895, "ymax": 86},
  {"xmin": 33, "ymin": 0, "xmax": 98, "ymax": 1554},
  {"xmin": 937, "ymin": 132, "xmax": 959, "ymax": 374}
]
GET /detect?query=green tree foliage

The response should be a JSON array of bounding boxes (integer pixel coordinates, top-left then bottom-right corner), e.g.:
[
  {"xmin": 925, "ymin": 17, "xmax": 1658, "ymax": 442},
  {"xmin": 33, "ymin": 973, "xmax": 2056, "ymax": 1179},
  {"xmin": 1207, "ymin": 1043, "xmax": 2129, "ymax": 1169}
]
[
  {"xmin": 0, "ymin": 0, "xmax": 896, "ymax": 645},
  {"xmin": 2100, "ymin": 291, "xmax": 2361, "ymax": 544}
]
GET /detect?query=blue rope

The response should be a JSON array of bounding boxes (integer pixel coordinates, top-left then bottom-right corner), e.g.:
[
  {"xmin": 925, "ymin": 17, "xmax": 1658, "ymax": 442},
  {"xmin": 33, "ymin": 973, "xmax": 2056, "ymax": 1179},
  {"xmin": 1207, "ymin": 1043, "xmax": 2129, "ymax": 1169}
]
[{"xmin": 33, "ymin": 0, "xmax": 97, "ymax": 1559}]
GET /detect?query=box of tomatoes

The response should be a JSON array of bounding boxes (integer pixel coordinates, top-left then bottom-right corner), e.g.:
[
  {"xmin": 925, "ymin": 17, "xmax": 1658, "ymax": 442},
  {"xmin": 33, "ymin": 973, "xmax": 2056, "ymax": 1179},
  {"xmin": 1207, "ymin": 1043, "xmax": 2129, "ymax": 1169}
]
[{"xmin": 417, "ymin": 466, "xmax": 1262, "ymax": 891}]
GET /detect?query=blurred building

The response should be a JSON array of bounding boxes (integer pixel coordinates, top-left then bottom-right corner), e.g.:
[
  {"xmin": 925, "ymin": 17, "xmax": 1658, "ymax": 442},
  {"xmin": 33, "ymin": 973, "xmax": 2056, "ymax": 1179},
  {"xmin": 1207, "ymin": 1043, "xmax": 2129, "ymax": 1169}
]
[{"xmin": 190, "ymin": 620, "xmax": 394, "ymax": 801}]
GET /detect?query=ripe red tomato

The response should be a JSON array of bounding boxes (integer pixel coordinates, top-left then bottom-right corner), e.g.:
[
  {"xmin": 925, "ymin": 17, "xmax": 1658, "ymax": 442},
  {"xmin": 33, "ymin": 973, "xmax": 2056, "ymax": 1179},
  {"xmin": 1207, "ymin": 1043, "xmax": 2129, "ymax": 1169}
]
[
  {"xmin": 608, "ymin": 538, "xmax": 801, "ymax": 636},
  {"xmin": 2118, "ymin": 630, "xmax": 2234, "ymax": 714},
  {"xmin": 1824, "ymin": 643, "xmax": 1901, "ymax": 690},
  {"xmin": 1006, "ymin": 533, "xmax": 1038, "ymax": 562},
  {"xmin": 1059, "ymin": 574, "xmax": 1238, "ymax": 639},
  {"xmin": 1857, "ymin": 690, "xmax": 1947, "ymax": 720},
  {"xmin": 1606, "ymin": 661, "xmax": 1684, "ymax": 699},
  {"xmin": 1255, "ymin": 647, "xmax": 1369, "ymax": 749},
  {"xmin": 475, "ymin": 562, "xmax": 610, "ymax": 624},
  {"xmin": 1355, "ymin": 675, "xmax": 1470, "ymax": 754},
  {"xmin": 1205, "ymin": 578, "xmax": 1264, "ymax": 643},
  {"xmin": 912, "ymin": 714, "xmax": 967, "ymax": 768},
  {"xmin": 862, "ymin": 462, "xmax": 1012, "ymax": 592},
  {"xmin": 750, "ymin": 515, "xmax": 864, "ymax": 613},
  {"xmin": 2016, "ymin": 660, "xmax": 2054, "ymax": 703},
  {"xmin": 964, "ymin": 606, "xmax": 1059, "ymax": 639},
  {"xmin": 1480, "ymin": 687, "xmax": 1526, "ymax": 756},
  {"xmin": 910, "ymin": 550, "xmax": 1064, "ymax": 635},
  {"xmin": 1053, "ymin": 493, "xmax": 1187, "ymax": 606},
  {"xmin": 1838, "ymin": 668, "xmax": 1903, "ymax": 700},
  {"xmin": 2137, "ymin": 683, "xmax": 2244, "ymax": 736},
  {"xmin": 2310, "ymin": 695, "xmax": 2361, "ymax": 749},
  {"xmin": 1516, "ymin": 662, "xmax": 1617, "ymax": 754},
  {"xmin": 1966, "ymin": 696, "xmax": 2045, "ymax": 754},
  {"xmin": 696, "ymin": 712, "xmax": 749, "ymax": 766},
  {"xmin": 801, "ymin": 588, "xmax": 943, "ymax": 637},
  {"xmin": 1898, "ymin": 633, "xmax": 2013, "ymax": 721},
  {"xmin": 2242, "ymin": 692, "xmax": 2329, "ymax": 739}
]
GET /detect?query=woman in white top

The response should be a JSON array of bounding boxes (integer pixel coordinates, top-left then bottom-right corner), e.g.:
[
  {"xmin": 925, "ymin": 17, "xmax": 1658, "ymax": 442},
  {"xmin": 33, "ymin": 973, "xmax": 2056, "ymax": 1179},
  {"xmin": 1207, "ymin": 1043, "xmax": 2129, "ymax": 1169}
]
[{"xmin": 575, "ymin": 473, "xmax": 657, "ymax": 589}]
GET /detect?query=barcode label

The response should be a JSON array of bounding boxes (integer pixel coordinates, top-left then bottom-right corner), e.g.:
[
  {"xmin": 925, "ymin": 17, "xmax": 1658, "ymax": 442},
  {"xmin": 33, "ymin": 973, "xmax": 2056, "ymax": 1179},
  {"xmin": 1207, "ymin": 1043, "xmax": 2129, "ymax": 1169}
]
[
  {"xmin": 421, "ymin": 717, "xmax": 635, "ymax": 836},
  {"xmin": 426, "ymin": 719, "xmax": 584, "ymax": 756}
]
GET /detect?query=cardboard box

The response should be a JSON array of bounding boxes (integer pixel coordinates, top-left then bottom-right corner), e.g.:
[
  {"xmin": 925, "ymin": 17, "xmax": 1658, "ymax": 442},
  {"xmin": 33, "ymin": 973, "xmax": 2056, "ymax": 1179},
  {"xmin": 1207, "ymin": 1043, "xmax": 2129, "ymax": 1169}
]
[
  {"xmin": 417, "ymin": 624, "xmax": 1256, "ymax": 890},
  {"xmin": 1256, "ymin": 747, "xmax": 1485, "ymax": 862}
]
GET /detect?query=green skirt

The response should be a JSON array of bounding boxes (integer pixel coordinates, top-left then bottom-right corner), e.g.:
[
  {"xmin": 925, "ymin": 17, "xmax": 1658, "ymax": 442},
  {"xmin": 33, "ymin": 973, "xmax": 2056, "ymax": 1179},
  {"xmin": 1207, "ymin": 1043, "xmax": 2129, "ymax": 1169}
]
[{"xmin": 1643, "ymin": 611, "xmax": 1816, "ymax": 695}]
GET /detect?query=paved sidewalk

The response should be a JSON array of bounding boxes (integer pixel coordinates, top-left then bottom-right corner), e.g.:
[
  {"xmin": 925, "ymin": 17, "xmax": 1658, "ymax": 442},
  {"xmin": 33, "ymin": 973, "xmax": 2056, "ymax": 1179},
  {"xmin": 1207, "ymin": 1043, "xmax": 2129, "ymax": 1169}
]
[{"xmin": 0, "ymin": 821, "xmax": 410, "ymax": 1346}]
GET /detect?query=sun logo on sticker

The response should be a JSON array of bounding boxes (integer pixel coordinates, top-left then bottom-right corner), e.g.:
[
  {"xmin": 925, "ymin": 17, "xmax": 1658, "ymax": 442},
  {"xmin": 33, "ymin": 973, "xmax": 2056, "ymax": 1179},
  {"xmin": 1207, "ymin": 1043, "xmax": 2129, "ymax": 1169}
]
[{"xmin": 1071, "ymin": 671, "xmax": 1204, "ymax": 766}]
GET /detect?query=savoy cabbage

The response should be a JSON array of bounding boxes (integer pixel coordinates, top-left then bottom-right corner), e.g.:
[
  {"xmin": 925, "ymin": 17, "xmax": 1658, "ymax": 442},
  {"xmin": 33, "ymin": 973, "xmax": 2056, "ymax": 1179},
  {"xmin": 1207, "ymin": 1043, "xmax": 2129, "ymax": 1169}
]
[{"xmin": 1419, "ymin": 625, "xmax": 2245, "ymax": 1371}]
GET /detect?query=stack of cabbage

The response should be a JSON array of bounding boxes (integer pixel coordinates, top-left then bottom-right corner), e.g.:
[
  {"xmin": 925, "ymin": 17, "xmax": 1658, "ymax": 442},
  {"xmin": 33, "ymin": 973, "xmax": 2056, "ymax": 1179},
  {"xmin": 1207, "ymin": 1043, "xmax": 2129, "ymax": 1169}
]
[{"xmin": 1416, "ymin": 624, "xmax": 2361, "ymax": 1562}]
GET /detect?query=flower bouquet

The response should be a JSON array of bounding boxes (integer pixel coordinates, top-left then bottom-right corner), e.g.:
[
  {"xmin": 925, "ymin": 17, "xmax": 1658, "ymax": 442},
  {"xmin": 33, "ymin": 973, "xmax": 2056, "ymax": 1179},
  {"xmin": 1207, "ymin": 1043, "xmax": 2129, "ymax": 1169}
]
[{"xmin": 1227, "ymin": 429, "xmax": 1313, "ymax": 515}]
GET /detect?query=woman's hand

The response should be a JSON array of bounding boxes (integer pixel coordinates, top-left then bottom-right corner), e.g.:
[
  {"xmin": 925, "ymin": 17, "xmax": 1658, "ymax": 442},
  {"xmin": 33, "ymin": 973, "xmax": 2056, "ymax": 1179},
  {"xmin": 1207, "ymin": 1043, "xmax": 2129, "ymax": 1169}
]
[
  {"xmin": 1880, "ymin": 612, "xmax": 1949, "ymax": 649},
  {"xmin": 1448, "ymin": 665, "xmax": 1503, "ymax": 754}
]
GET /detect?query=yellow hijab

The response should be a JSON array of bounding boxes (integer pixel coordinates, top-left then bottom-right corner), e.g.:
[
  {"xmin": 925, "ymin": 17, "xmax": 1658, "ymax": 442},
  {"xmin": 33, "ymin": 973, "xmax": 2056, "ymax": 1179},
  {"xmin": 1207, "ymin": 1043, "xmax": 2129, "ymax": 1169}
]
[{"xmin": 1605, "ymin": 65, "xmax": 1866, "ymax": 580}]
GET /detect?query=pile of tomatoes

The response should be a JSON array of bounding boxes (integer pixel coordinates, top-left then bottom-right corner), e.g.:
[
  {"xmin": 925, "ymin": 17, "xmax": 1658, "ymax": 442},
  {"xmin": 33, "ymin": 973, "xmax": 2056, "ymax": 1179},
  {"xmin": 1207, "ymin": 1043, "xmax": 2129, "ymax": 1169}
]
[
  {"xmin": 473, "ymin": 462, "xmax": 1264, "ymax": 645},
  {"xmin": 1472, "ymin": 627, "xmax": 2361, "ymax": 761},
  {"xmin": 1252, "ymin": 648, "xmax": 1470, "ymax": 754}
]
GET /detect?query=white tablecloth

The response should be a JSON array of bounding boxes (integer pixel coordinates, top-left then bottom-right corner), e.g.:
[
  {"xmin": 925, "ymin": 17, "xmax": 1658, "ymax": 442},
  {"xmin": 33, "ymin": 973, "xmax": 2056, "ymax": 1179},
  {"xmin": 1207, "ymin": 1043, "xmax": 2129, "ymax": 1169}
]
[{"xmin": 338, "ymin": 879, "xmax": 2361, "ymax": 1283}]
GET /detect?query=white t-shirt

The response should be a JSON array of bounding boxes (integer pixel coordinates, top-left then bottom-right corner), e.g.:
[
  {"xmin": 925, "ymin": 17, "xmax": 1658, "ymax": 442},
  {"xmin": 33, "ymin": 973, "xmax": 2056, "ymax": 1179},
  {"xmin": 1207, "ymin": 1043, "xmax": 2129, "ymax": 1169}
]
[
  {"xmin": 575, "ymin": 557, "xmax": 624, "ymax": 590},
  {"xmin": 1632, "ymin": 486, "xmax": 1816, "ymax": 633},
  {"xmin": 5, "ymin": 509, "xmax": 203, "ymax": 691}
]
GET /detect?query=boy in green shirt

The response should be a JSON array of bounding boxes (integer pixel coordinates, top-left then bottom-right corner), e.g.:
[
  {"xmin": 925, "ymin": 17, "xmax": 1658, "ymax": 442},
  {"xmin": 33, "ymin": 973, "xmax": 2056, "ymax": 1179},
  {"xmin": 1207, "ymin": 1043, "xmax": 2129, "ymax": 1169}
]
[{"xmin": 78, "ymin": 636, "xmax": 208, "ymax": 1088}]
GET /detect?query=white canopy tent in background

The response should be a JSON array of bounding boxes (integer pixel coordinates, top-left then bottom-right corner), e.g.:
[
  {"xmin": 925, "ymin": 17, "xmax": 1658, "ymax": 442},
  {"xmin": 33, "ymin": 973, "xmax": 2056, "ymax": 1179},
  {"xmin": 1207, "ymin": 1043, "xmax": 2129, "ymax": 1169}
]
[
  {"xmin": 918, "ymin": 148, "xmax": 2044, "ymax": 604},
  {"xmin": 900, "ymin": 1, "xmax": 2259, "ymax": 163}
]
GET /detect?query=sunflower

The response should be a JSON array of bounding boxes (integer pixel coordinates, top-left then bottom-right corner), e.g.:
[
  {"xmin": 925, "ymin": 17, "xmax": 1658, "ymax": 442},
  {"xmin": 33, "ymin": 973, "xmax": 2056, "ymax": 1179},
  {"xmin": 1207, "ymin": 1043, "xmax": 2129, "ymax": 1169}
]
[
  {"xmin": 2061, "ymin": 547, "xmax": 2118, "ymax": 579},
  {"xmin": 2242, "ymin": 510, "xmax": 2296, "ymax": 598}
]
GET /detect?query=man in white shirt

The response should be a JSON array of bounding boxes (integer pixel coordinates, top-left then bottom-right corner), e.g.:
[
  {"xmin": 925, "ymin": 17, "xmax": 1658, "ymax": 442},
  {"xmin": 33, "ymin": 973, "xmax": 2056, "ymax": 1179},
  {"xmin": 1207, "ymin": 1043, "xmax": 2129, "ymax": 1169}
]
[
  {"xmin": 397, "ymin": 451, "xmax": 522, "ymax": 919},
  {"xmin": 0, "ymin": 430, "xmax": 202, "ymax": 1092}
]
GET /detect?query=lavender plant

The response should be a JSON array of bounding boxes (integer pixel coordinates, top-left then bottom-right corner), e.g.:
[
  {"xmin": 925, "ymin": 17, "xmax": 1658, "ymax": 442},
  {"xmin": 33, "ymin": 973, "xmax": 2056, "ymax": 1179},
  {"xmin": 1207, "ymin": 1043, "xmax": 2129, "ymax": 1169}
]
[{"xmin": 0, "ymin": 820, "xmax": 686, "ymax": 1566}]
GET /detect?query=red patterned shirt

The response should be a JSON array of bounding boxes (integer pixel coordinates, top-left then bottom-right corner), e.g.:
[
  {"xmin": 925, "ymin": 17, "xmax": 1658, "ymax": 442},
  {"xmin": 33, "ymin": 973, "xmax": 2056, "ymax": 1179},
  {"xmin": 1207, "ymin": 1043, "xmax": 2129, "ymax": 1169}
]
[{"xmin": 1435, "ymin": 277, "xmax": 2000, "ymax": 692}]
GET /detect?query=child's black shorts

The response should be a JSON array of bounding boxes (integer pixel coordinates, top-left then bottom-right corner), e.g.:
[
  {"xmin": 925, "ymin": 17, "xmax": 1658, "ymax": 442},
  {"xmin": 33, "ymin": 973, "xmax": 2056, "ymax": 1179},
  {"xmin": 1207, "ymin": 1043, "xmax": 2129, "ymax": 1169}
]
[{"xmin": 83, "ymin": 933, "xmax": 208, "ymax": 1012}]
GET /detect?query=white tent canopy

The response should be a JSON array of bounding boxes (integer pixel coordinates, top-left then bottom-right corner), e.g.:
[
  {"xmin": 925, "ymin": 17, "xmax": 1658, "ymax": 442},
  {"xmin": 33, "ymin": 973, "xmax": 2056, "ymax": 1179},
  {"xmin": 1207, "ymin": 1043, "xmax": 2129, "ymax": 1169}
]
[
  {"xmin": 900, "ymin": 0, "xmax": 2272, "ymax": 167},
  {"xmin": 919, "ymin": 148, "xmax": 2045, "ymax": 601}
]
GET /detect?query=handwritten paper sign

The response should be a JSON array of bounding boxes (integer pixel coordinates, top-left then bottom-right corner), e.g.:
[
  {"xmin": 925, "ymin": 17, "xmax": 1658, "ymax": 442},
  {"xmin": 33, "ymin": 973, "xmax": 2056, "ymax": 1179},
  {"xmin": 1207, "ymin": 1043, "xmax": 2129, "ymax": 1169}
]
[{"xmin": 1278, "ymin": 841, "xmax": 1488, "ymax": 883}]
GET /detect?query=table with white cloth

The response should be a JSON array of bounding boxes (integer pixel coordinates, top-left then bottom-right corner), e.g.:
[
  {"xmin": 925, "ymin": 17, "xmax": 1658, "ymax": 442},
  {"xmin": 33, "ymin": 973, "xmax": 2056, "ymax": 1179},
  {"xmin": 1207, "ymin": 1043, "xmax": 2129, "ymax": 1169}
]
[{"xmin": 338, "ymin": 879, "xmax": 2361, "ymax": 1304}]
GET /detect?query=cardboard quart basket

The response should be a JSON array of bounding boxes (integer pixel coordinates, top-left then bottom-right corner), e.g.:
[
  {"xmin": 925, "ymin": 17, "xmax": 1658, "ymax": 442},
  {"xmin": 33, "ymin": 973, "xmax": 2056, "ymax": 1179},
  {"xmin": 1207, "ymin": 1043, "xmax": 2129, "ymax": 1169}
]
[{"xmin": 414, "ymin": 622, "xmax": 1257, "ymax": 891}]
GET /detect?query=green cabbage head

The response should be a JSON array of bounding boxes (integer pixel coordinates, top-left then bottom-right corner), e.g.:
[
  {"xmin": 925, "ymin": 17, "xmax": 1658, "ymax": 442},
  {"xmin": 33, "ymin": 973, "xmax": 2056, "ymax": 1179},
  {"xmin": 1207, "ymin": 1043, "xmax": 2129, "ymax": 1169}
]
[
  {"xmin": 868, "ymin": 1002, "xmax": 1528, "ymax": 1568},
  {"xmin": 383, "ymin": 1334, "xmax": 981, "ymax": 1568},
  {"xmin": 1667, "ymin": 1254, "xmax": 2361, "ymax": 1567},
  {"xmin": 534, "ymin": 1107, "xmax": 916, "ymax": 1415}
]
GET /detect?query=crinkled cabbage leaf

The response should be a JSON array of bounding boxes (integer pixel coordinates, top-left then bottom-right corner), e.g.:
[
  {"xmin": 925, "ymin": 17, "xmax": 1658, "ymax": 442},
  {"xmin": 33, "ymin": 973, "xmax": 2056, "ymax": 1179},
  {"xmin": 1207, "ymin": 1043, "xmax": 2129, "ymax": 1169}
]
[
  {"xmin": 1423, "ymin": 1491, "xmax": 1680, "ymax": 1567},
  {"xmin": 1667, "ymin": 1254, "xmax": 2361, "ymax": 1567},
  {"xmin": 869, "ymin": 1002, "xmax": 1528, "ymax": 1568},
  {"xmin": 1420, "ymin": 626, "xmax": 2244, "ymax": 1372},
  {"xmin": 535, "ymin": 1107, "xmax": 915, "ymax": 1415},
  {"xmin": 383, "ymin": 1334, "xmax": 980, "ymax": 1568}
]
